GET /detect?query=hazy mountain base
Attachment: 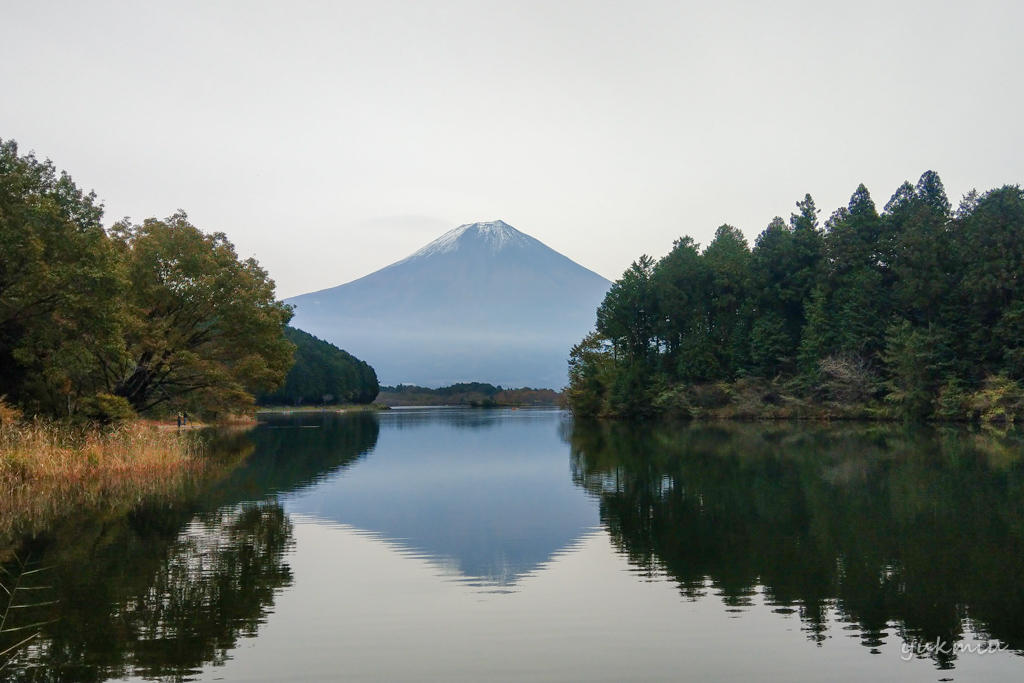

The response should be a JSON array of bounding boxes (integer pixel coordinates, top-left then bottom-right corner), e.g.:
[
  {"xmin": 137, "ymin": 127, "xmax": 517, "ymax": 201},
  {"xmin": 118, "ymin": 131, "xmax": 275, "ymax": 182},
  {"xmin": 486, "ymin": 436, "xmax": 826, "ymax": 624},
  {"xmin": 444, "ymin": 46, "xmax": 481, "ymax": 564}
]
[{"xmin": 286, "ymin": 333, "xmax": 579, "ymax": 389}]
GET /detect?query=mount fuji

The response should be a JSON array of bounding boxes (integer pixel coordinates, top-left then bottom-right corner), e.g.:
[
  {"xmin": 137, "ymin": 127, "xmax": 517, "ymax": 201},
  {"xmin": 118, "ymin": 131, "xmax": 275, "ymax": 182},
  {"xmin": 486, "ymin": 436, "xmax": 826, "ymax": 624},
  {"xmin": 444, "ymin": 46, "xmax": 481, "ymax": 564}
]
[{"xmin": 285, "ymin": 220, "xmax": 610, "ymax": 388}]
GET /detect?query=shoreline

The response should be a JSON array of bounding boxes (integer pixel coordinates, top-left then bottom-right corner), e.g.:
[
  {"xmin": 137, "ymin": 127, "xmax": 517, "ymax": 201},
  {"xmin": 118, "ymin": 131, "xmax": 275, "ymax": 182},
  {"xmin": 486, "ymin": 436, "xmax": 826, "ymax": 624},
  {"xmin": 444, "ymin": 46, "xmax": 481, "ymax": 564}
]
[
  {"xmin": 570, "ymin": 375, "xmax": 1024, "ymax": 425},
  {"xmin": 256, "ymin": 403, "xmax": 389, "ymax": 415},
  {"xmin": 0, "ymin": 419, "xmax": 249, "ymax": 547}
]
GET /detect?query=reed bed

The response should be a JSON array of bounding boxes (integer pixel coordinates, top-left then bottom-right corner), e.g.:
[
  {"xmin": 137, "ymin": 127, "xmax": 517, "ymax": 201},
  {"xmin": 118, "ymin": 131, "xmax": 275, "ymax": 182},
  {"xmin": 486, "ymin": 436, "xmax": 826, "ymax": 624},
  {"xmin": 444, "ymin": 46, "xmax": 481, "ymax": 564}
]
[{"xmin": 0, "ymin": 419, "xmax": 205, "ymax": 540}]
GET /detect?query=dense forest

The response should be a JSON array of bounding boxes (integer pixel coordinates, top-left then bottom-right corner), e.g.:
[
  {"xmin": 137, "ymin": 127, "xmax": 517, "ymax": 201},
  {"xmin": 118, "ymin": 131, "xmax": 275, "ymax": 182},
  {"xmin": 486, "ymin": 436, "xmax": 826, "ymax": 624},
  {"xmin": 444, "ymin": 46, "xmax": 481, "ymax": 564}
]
[
  {"xmin": 569, "ymin": 172, "xmax": 1024, "ymax": 421},
  {"xmin": 258, "ymin": 327, "xmax": 379, "ymax": 406},
  {"xmin": 0, "ymin": 138, "xmax": 375, "ymax": 420}
]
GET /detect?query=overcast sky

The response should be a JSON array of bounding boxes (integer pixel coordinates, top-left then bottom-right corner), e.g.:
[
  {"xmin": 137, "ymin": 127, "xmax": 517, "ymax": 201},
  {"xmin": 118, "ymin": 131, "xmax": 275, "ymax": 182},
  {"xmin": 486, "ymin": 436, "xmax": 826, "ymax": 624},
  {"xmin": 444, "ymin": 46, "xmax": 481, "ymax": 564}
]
[{"xmin": 3, "ymin": 0, "xmax": 1022, "ymax": 297}]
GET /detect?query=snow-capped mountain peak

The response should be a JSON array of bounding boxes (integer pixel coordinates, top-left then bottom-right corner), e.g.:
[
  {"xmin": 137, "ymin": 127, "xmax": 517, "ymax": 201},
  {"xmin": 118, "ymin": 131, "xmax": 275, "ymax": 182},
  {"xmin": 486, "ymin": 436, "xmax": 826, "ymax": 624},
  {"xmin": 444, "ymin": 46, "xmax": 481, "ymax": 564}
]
[
  {"xmin": 405, "ymin": 220, "xmax": 530, "ymax": 260},
  {"xmin": 286, "ymin": 220, "xmax": 610, "ymax": 387}
]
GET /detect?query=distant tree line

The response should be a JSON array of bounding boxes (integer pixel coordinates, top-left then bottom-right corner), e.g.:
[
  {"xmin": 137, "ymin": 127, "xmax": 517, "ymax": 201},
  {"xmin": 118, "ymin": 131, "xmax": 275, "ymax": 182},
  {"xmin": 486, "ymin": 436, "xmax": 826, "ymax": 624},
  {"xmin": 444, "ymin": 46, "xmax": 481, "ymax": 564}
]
[
  {"xmin": 0, "ymin": 138, "xmax": 376, "ymax": 420},
  {"xmin": 569, "ymin": 171, "xmax": 1024, "ymax": 421},
  {"xmin": 258, "ymin": 327, "xmax": 379, "ymax": 406},
  {"xmin": 382, "ymin": 382, "xmax": 505, "ymax": 397},
  {"xmin": 378, "ymin": 383, "xmax": 561, "ymax": 407}
]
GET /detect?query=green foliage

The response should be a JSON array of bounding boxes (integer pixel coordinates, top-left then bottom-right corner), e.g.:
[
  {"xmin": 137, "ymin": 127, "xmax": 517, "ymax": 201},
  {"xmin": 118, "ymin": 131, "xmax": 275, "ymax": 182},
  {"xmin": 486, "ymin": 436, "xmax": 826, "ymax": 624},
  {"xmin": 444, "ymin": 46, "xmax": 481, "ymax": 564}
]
[
  {"xmin": 674, "ymin": 329, "xmax": 722, "ymax": 382},
  {"xmin": 259, "ymin": 327, "xmax": 379, "ymax": 405},
  {"xmin": 797, "ymin": 286, "xmax": 832, "ymax": 375},
  {"xmin": 78, "ymin": 393, "xmax": 137, "ymax": 424},
  {"xmin": 996, "ymin": 299, "xmax": 1024, "ymax": 380},
  {"xmin": 607, "ymin": 361, "xmax": 658, "ymax": 419},
  {"xmin": 104, "ymin": 213, "xmax": 294, "ymax": 416},
  {"xmin": 569, "ymin": 171, "xmax": 1024, "ymax": 422},
  {"xmin": 702, "ymin": 225, "xmax": 751, "ymax": 376},
  {"xmin": 596, "ymin": 255, "xmax": 657, "ymax": 361},
  {"xmin": 650, "ymin": 237, "xmax": 708, "ymax": 370},
  {"xmin": 567, "ymin": 332, "xmax": 615, "ymax": 417},
  {"xmin": 0, "ymin": 139, "xmax": 341, "ymax": 422},
  {"xmin": 954, "ymin": 186, "xmax": 1024, "ymax": 375},
  {"xmin": 0, "ymin": 139, "xmax": 125, "ymax": 417},
  {"xmin": 748, "ymin": 312, "xmax": 793, "ymax": 377},
  {"xmin": 883, "ymin": 172, "xmax": 951, "ymax": 325},
  {"xmin": 934, "ymin": 378, "xmax": 970, "ymax": 422},
  {"xmin": 968, "ymin": 376, "xmax": 1024, "ymax": 424},
  {"xmin": 432, "ymin": 382, "xmax": 503, "ymax": 396},
  {"xmin": 686, "ymin": 382, "xmax": 732, "ymax": 409},
  {"xmin": 826, "ymin": 183, "xmax": 881, "ymax": 275},
  {"xmin": 650, "ymin": 384, "xmax": 692, "ymax": 417},
  {"xmin": 832, "ymin": 266, "xmax": 887, "ymax": 356},
  {"xmin": 881, "ymin": 320, "xmax": 951, "ymax": 420},
  {"xmin": 748, "ymin": 213, "xmax": 818, "ymax": 362}
]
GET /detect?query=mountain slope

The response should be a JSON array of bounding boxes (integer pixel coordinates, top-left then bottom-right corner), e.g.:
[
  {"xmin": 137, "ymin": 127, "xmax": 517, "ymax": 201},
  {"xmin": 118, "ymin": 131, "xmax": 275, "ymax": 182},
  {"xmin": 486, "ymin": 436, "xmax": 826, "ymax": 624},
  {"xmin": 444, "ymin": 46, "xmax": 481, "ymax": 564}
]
[
  {"xmin": 286, "ymin": 220, "xmax": 610, "ymax": 387},
  {"xmin": 257, "ymin": 327, "xmax": 379, "ymax": 406}
]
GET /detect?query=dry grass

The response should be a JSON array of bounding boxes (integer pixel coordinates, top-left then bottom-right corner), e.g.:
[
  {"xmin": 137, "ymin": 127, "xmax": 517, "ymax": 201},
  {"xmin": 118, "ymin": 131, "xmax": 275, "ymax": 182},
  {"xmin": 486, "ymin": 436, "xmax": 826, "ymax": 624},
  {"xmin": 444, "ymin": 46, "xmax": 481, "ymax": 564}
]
[
  {"xmin": 139, "ymin": 412, "xmax": 258, "ymax": 431},
  {"xmin": 0, "ymin": 419, "xmax": 205, "ymax": 541}
]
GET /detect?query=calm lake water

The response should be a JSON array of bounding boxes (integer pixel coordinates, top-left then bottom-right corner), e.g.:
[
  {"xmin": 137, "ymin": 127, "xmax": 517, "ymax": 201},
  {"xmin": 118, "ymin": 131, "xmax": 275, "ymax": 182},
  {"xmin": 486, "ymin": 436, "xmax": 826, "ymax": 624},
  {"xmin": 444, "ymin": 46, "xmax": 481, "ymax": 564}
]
[{"xmin": 4, "ymin": 408, "xmax": 1024, "ymax": 681}]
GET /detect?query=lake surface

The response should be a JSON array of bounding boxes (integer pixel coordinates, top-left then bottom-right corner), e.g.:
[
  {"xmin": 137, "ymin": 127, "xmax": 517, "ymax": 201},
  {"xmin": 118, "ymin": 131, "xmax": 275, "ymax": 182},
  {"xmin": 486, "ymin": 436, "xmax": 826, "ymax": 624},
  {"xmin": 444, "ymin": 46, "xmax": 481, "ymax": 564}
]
[{"xmin": 4, "ymin": 408, "xmax": 1024, "ymax": 681}]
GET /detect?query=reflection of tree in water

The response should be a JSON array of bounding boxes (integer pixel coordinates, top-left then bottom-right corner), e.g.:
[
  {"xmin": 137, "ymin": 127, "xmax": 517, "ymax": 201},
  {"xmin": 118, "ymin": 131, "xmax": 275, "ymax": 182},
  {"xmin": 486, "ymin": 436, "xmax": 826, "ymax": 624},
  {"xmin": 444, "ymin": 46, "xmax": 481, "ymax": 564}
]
[
  {"xmin": 128, "ymin": 504, "xmax": 294, "ymax": 679},
  {"xmin": 3, "ymin": 502, "xmax": 292, "ymax": 682},
  {"xmin": 569, "ymin": 420, "xmax": 1024, "ymax": 669},
  {"xmin": 214, "ymin": 412, "xmax": 380, "ymax": 499},
  {"xmin": 2, "ymin": 412, "xmax": 380, "ymax": 681}
]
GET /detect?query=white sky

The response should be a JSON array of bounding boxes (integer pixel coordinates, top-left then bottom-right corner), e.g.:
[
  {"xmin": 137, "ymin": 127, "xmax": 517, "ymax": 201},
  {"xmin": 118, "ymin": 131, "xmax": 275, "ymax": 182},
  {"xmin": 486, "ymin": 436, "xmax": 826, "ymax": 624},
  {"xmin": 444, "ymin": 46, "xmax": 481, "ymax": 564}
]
[{"xmin": 2, "ymin": 0, "xmax": 1022, "ymax": 297}]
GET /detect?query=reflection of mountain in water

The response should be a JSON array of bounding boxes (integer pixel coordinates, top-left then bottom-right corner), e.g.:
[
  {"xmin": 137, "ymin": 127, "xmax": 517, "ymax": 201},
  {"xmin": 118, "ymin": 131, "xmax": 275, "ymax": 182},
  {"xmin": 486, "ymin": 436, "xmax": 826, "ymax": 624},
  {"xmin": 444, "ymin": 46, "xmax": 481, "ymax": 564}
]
[
  {"xmin": 280, "ymin": 408, "xmax": 599, "ymax": 586},
  {"xmin": 569, "ymin": 420, "xmax": 1024, "ymax": 670}
]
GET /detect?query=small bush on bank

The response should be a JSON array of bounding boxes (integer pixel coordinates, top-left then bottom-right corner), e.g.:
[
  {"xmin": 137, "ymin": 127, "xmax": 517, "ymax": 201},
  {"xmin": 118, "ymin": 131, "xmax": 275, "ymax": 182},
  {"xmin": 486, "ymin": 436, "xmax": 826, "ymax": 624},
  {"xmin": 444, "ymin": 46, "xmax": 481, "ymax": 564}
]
[
  {"xmin": 688, "ymin": 383, "xmax": 732, "ymax": 410},
  {"xmin": 816, "ymin": 354, "xmax": 879, "ymax": 405},
  {"xmin": 969, "ymin": 376, "xmax": 1024, "ymax": 424},
  {"xmin": 78, "ymin": 393, "xmax": 137, "ymax": 424},
  {"xmin": 935, "ymin": 379, "xmax": 971, "ymax": 422},
  {"xmin": 651, "ymin": 385, "xmax": 692, "ymax": 418}
]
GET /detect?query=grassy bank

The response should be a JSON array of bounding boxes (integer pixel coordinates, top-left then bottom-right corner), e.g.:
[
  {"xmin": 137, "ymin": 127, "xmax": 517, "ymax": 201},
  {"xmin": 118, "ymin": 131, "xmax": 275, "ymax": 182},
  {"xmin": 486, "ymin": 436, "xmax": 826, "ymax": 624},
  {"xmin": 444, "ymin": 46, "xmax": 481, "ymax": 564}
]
[
  {"xmin": 0, "ymin": 419, "xmax": 206, "ymax": 541},
  {"xmin": 648, "ymin": 380, "xmax": 885, "ymax": 421},
  {"xmin": 584, "ymin": 374, "xmax": 1024, "ymax": 423}
]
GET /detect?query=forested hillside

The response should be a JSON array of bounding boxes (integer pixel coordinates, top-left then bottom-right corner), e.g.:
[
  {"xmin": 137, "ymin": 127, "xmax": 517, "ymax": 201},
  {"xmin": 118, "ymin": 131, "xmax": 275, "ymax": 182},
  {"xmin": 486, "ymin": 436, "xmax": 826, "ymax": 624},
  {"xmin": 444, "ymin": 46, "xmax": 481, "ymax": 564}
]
[
  {"xmin": 258, "ymin": 327, "xmax": 379, "ymax": 406},
  {"xmin": 569, "ymin": 172, "xmax": 1024, "ymax": 421}
]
